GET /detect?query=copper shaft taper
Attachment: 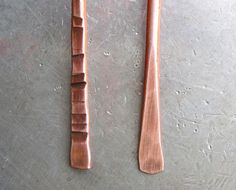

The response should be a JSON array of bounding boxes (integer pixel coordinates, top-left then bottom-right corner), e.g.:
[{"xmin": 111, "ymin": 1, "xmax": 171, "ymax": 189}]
[
  {"xmin": 70, "ymin": 0, "xmax": 91, "ymax": 169},
  {"xmin": 138, "ymin": 0, "xmax": 164, "ymax": 174}
]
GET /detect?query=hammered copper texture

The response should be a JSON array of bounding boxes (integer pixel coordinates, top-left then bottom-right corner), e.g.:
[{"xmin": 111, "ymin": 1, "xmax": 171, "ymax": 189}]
[
  {"xmin": 70, "ymin": 0, "xmax": 91, "ymax": 169},
  {"xmin": 139, "ymin": 0, "xmax": 164, "ymax": 174}
]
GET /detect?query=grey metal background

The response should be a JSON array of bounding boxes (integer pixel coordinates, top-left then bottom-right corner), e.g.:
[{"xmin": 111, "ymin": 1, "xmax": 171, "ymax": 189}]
[{"xmin": 1, "ymin": 0, "xmax": 236, "ymax": 189}]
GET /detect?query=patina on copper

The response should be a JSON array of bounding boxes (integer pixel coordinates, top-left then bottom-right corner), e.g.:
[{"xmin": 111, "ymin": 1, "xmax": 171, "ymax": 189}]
[
  {"xmin": 138, "ymin": 0, "xmax": 164, "ymax": 174},
  {"xmin": 70, "ymin": 0, "xmax": 91, "ymax": 169}
]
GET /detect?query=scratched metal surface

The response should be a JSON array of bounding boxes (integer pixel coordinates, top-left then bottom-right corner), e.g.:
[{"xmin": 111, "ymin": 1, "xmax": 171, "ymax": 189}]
[{"xmin": 0, "ymin": 0, "xmax": 236, "ymax": 189}]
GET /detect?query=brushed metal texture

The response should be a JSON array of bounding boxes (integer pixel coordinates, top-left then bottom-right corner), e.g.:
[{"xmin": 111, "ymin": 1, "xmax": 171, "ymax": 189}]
[{"xmin": 138, "ymin": 0, "xmax": 164, "ymax": 174}]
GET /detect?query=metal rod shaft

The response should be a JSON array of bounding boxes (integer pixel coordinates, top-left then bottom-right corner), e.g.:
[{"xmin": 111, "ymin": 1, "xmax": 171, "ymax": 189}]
[
  {"xmin": 139, "ymin": 0, "xmax": 164, "ymax": 174},
  {"xmin": 70, "ymin": 0, "xmax": 91, "ymax": 170}
]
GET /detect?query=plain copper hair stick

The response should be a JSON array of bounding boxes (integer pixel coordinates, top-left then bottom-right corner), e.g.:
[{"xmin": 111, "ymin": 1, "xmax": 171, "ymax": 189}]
[
  {"xmin": 70, "ymin": 0, "xmax": 91, "ymax": 169},
  {"xmin": 138, "ymin": 0, "xmax": 164, "ymax": 174}
]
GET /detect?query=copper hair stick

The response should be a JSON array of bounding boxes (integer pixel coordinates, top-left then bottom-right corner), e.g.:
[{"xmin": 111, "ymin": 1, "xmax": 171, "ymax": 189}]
[
  {"xmin": 70, "ymin": 0, "xmax": 91, "ymax": 169},
  {"xmin": 138, "ymin": 0, "xmax": 164, "ymax": 174}
]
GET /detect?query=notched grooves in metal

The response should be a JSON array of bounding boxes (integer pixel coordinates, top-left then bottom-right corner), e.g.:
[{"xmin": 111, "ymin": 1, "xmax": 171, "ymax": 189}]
[
  {"xmin": 71, "ymin": 81, "xmax": 87, "ymax": 89},
  {"xmin": 73, "ymin": 16, "xmax": 83, "ymax": 27},
  {"xmin": 72, "ymin": 73, "xmax": 85, "ymax": 83},
  {"xmin": 72, "ymin": 124, "xmax": 88, "ymax": 133},
  {"xmin": 71, "ymin": 0, "xmax": 91, "ymax": 169}
]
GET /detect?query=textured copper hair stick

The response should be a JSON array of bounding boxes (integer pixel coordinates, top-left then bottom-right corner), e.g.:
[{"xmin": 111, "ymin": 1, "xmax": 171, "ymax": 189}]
[
  {"xmin": 70, "ymin": 0, "xmax": 91, "ymax": 169},
  {"xmin": 138, "ymin": 0, "xmax": 164, "ymax": 174}
]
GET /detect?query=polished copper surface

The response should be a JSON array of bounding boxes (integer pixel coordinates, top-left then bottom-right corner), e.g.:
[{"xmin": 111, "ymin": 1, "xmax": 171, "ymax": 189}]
[
  {"xmin": 138, "ymin": 0, "xmax": 164, "ymax": 174},
  {"xmin": 70, "ymin": 0, "xmax": 91, "ymax": 169}
]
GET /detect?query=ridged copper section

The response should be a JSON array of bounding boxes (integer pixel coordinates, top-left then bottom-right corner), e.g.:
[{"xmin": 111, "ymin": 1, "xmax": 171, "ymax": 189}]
[
  {"xmin": 70, "ymin": 0, "xmax": 91, "ymax": 169},
  {"xmin": 138, "ymin": 0, "xmax": 164, "ymax": 174}
]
